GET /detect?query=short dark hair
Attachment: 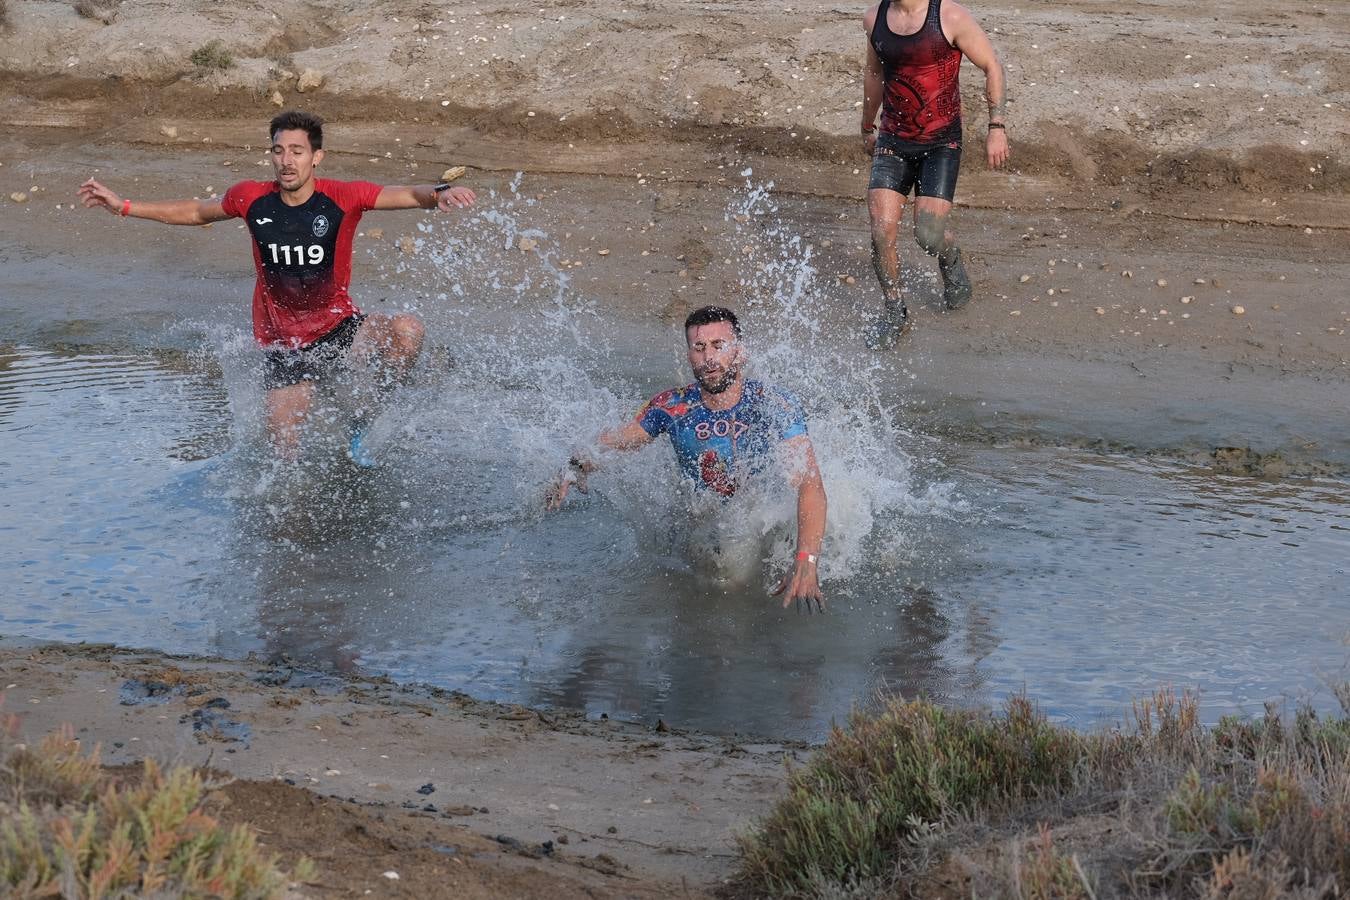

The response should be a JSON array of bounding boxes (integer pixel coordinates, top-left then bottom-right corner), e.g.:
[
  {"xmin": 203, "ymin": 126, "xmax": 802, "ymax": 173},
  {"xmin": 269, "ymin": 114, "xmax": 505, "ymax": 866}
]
[
  {"xmin": 269, "ymin": 110, "xmax": 324, "ymax": 150},
  {"xmin": 684, "ymin": 305, "xmax": 742, "ymax": 339}
]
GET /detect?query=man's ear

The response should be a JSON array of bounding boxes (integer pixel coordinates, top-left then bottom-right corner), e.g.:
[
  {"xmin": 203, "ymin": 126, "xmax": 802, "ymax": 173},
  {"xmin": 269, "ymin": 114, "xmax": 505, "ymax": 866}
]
[{"xmin": 313, "ymin": 148, "xmax": 326, "ymax": 167}]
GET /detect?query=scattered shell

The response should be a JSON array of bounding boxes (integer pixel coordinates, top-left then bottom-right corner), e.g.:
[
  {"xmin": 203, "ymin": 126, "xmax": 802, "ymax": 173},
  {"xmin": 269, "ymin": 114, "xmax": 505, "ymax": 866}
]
[
  {"xmin": 1155, "ymin": 278, "xmax": 1168, "ymax": 287},
  {"xmin": 1231, "ymin": 305, "xmax": 1246, "ymax": 315},
  {"xmin": 382, "ymin": 871, "xmax": 400, "ymax": 880},
  {"xmin": 1009, "ymin": 310, "xmax": 1022, "ymax": 316},
  {"xmin": 440, "ymin": 166, "xmax": 466, "ymax": 183},
  {"xmin": 1194, "ymin": 278, "xmax": 1207, "ymax": 284},
  {"xmin": 596, "ymin": 248, "xmax": 610, "ymax": 256},
  {"xmin": 1019, "ymin": 274, "xmax": 1031, "ymax": 283},
  {"xmin": 160, "ymin": 125, "xmax": 178, "ymax": 139},
  {"xmin": 296, "ymin": 69, "xmax": 325, "ymax": 93},
  {"xmin": 517, "ymin": 237, "xmax": 538, "ymax": 253},
  {"xmin": 1094, "ymin": 307, "xmax": 1105, "ymax": 315},
  {"xmin": 844, "ymin": 275, "xmax": 856, "ymax": 285},
  {"xmin": 9, "ymin": 192, "xmax": 27, "ymax": 204}
]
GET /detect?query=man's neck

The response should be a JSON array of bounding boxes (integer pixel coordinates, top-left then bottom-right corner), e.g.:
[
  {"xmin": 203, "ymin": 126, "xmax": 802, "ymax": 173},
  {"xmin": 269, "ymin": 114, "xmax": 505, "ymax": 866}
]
[
  {"xmin": 702, "ymin": 376, "xmax": 745, "ymax": 411},
  {"xmin": 895, "ymin": 0, "xmax": 929, "ymax": 14},
  {"xmin": 278, "ymin": 179, "xmax": 316, "ymax": 206}
]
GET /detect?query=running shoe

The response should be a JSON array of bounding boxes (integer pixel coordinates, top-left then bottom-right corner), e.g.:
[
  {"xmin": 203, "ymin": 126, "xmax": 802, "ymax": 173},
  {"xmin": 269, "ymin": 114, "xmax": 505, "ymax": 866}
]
[
  {"xmin": 347, "ymin": 423, "xmax": 376, "ymax": 468},
  {"xmin": 863, "ymin": 304, "xmax": 911, "ymax": 351},
  {"xmin": 939, "ymin": 247, "xmax": 973, "ymax": 309}
]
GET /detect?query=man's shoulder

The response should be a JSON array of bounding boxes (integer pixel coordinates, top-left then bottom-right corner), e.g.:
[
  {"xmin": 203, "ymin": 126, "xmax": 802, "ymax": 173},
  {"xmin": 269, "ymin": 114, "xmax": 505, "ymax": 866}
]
[
  {"xmin": 222, "ymin": 181, "xmax": 277, "ymax": 217},
  {"xmin": 746, "ymin": 379, "xmax": 800, "ymax": 405},
  {"xmin": 645, "ymin": 384, "xmax": 700, "ymax": 416}
]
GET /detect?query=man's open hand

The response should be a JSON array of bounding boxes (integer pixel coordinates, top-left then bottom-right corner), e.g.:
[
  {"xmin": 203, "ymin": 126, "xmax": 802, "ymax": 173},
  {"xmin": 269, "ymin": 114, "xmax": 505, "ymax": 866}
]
[
  {"xmin": 773, "ymin": 557, "xmax": 824, "ymax": 614},
  {"xmin": 78, "ymin": 178, "xmax": 123, "ymax": 215},
  {"xmin": 437, "ymin": 186, "xmax": 476, "ymax": 212}
]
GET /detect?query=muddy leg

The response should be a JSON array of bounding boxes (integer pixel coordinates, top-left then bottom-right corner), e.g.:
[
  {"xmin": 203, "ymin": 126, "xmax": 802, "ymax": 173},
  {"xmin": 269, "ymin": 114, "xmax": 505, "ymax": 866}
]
[
  {"xmin": 914, "ymin": 197, "xmax": 972, "ymax": 309},
  {"xmin": 265, "ymin": 381, "xmax": 317, "ymax": 461},
  {"xmin": 865, "ymin": 188, "xmax": 911, "ymax": 349}
]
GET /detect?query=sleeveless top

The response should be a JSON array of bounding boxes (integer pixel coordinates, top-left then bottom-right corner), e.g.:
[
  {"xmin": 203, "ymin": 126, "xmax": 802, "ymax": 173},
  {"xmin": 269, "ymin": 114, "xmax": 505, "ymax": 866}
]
[{"xmin": 870, "ymin": 0, "xmax": 964, "ymax": 145}]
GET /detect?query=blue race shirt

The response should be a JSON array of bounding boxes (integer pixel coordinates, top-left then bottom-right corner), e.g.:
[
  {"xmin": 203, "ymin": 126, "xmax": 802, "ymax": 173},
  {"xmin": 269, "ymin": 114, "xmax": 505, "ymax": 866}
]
[{"xmin": 636, "ymin": 379, "xmax": 808, "ymax": 496}]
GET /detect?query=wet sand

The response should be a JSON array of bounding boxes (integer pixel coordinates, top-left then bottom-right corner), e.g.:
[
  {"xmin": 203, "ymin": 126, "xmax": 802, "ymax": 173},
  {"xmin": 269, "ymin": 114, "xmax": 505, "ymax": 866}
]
[{"xmin": 2, "ymin": 0, "xmax": 1349, "ymax": 893}]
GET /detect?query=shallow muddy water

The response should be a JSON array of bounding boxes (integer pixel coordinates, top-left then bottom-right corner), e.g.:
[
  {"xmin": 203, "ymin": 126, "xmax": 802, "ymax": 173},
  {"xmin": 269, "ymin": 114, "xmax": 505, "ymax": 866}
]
[{"xmin": 3, "ymin": 339, "xmax": 1346, "ymax": 741}]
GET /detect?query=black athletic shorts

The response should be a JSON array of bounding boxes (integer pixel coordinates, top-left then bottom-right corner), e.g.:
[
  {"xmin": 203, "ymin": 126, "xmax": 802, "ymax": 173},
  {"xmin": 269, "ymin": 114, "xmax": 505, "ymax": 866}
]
[
  {"xmin": 868, "ymin": 135, "xmax": 962, "ymax": 202},
  {"xmin": 262, "ymin": 314, "xmax": 365, "ymax": 390}
]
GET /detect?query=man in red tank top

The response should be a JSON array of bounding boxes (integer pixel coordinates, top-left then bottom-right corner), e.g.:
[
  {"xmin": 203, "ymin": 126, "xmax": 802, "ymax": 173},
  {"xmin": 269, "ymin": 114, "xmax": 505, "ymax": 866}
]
[
  {"xmin": 77, "ymin": 110, "xmax": 477, "ymax": 463},
  {"xmin": 860, "ymin": 0, "xmax": 1009, "ymax": 349}
]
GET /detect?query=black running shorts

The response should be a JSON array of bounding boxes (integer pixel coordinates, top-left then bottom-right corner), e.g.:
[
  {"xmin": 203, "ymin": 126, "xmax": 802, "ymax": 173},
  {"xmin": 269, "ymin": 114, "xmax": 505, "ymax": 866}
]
[
  {"xmin": 868, "ymin": 135, "xmax": 962, "ymax": 202},
  {"xmin": 262, "ymin": 314, "xmax": 365, "ymax": 390}
]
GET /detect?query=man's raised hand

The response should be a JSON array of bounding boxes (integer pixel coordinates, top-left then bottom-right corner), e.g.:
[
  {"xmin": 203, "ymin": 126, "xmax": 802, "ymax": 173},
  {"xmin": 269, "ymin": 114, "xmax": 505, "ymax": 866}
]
[{"xmin": 78, "ymin": 178, "xmax": 123, "ymax": 215}]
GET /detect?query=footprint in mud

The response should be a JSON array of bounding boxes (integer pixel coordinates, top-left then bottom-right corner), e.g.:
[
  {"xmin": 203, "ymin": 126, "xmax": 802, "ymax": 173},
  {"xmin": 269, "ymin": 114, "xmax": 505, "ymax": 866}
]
[
  {"xmin": 181, "ymin": 699, "xmax": 252, "ymax": 749},
  {"xmin": 119, "ymin": 678, "xmax": 179, "ymax": 706}
]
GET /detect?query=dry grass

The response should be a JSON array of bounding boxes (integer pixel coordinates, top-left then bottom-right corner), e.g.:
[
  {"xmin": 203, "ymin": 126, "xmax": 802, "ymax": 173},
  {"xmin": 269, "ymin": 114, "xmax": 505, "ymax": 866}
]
[
  {"xmin": 0, "ymin": 713, "xmax": 310, "ymax": 898},
  {"xmin": 730, "ymin": 687, "xmax": 1350, "ymax": 899},
  {"xmin": 189, "ymin": 39, "xmax": 234, "ymax": 70}
]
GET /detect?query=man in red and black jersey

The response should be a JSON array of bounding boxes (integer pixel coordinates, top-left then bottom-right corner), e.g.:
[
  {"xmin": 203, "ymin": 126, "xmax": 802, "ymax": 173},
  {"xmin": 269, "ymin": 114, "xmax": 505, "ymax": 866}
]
[
  {"xmin": 860, "ymin": 0, "xmax": 1009, "ymax": 349},
  {"xmin": 77, "ymin": 110, "xmax": 476, "ymax": 463}
]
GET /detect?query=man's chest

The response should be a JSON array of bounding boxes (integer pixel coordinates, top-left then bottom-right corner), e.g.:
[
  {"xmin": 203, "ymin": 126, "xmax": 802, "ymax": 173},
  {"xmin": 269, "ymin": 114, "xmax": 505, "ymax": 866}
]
[{"xmin": 245, "ymin": 194, "xmax": 345, "ymax": 269}]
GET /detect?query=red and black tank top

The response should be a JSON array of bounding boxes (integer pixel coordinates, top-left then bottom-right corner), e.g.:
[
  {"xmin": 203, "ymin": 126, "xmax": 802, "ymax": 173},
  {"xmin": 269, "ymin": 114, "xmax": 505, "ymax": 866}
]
[
  {"xmin": 221, "ymin": 178, "xmax": 381, "ymax": 348},
  {"xmin": 871, "ymin": 0, "xmax": 963, "ymax": 145}
]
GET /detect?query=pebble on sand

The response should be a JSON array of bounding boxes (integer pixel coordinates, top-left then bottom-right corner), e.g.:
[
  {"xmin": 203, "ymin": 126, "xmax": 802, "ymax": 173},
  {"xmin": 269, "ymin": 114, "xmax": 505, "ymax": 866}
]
[
  {"xmin": 270, "ymin": 91, "xmax": 284, "ymax": 107},
  {"xmin": 10, "ymin": 192, "xmax": 28, "ymax": 204},
  {"xmin": 366, "ymin": 227, "xmax": 384, "ymax": 240},
  {"xmin": 1181, "ymin": 296, "xmax": 1193, "ymax": 304},
  {"xmin": 1095, "ymin": 307, "xmax": 1105, "ymax": 315},
  {"xmin": 441, "ymin": 166, "xmax": 466, "ymax": 183},
  {"xmin": 1156, "ymin": 278, "xmax": 1168, "ymax": 287},
  {"xmin": 596, "ymin": 248, "xmax": 610, "ymax": 256},
  {"xmin": 1019, "ymin": 274, "xmax": 1031, "ymax": 283},
  {"xmin": 1231, "ymin": 305, "xmax": 1246, "ymax": 315},
  {"xmin": 382, "ymin": 871, "xmax": 400, "ymax": 880},
  {"xmin": 517, "ymin": 237, "xmax": 538, "ymax": 252}
]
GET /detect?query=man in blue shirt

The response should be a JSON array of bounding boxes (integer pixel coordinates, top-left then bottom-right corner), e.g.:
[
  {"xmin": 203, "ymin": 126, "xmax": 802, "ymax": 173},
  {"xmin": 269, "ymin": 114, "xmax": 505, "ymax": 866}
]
[{"xmin": 546, "ymin": 306, "xmax": 827, "ymax": 611}]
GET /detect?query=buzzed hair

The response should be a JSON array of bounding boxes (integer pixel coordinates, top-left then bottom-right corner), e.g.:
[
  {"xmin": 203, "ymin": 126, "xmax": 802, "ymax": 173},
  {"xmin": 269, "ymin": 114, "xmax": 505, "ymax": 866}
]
[
  {"xmin": 684, "ymin": 305, "xmax": 742, "ymax": 339},
  {"xmin": 269, "ymin": 110, "xmax": 324, "ymax": 150}
]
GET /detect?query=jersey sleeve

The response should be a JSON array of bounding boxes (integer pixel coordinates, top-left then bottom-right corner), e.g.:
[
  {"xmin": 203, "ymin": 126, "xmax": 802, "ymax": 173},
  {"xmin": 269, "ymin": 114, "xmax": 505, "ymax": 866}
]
[
  {"xmin": 636, "ymin": 390, "xmax": 679, "ymax": 438},
  {"xmin": 770, "ymin": 387, "xmax": 808, "ymax": 441},
  {"xmin": 221, "ymin": 181, "xmax": 264, "ymax": 219},
  {"xmin": 325, "ymin": 179, "xmax": 383, "ymax": 213}
]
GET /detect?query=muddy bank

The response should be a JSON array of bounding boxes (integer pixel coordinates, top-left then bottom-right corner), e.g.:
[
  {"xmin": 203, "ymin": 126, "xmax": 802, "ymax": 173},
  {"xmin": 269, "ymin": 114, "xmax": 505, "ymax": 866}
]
[
  {"xmin": 2, "ymin": 640, "xmax": 801, "ymax": 894},
  {"xmin": 0, "ymin": 0, "xmax": 1346, "ymax": 198}
]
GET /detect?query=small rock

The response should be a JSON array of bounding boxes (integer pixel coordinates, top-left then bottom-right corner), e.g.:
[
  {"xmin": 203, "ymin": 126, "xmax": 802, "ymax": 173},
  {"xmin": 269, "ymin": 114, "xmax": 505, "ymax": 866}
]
[
  {"xmin": 270, "ymin": 90, "xmax": 284, "ymax": 107},
  {"xmin": 397, "ymin": 235, "xmax": 416, "ymax": 254},
  {"xmin": 547, "ymin": 802, "xmax": 560, "ymax": 811},
  {"xmin": 366, "ymin": 227, "xmax": 384, "ymax": 240},
  {"xmin": 1095, "ymin": 307, "xmax": 1105, "ymax": 315},
  {"xmin": 440, "ymin": 166, "xmax": 466, "ymax": 183},
  {"xmin": 1156, "ymin": 278, "xmax": 1168, "ymax": 287},
  {"xmin": 1304, "ymin": 227, "xmax": 1313, "ymax": 235},
  {"xmin": 1231, "ymin": 305, "xmax": 1246, "ymax": 315},
  {"xmin": 597, "ymin": 248, "xmax": 610, "ymax": 256},
  {"xmin": 296, "ymin": 69, "xmax": 324, "ymax": 93},
  {"xmin": 417, "ymin": 783, "xmax": 436, "ymax": 795},
  {"xmin": 160, "ymin": 125, "xmax": 178, "ymax": 139},
  {"xmin": 557, "ymin": 834, "xmax": 570, "ymax": 845},
  {"xmin": 1046, "ymin": 288, "xmax": 1056, "ymax": 296},
  {"xmin": 1121, "ymin": 270, "xmax": 1133, "ymax": 278},
  {"xmin": 1019, "ymin": 274, "xmax": 1031, "ymax": 283},
  {"xmin": 10, "ymin": 192, "xmax": 28, "ymax": 204},
  {"xmin": 1194, "ymin": 278, "xmax": 1207, "ymax": 284},
  {"xmin": 518, "ymin": 237, "xmax": 538, "ymax": 253},
  {"xmin": 607, "ymin": 825, "xmax": 618, "ymax": 834},
  {"xmin": 382, "ymin": 871, "xmax": 400, "ymax": 880},
  {"xmin": 844, "ymin": 275, "xmax": 856, "ymax": 285},
  {"xmin": 325, "ymin": 769, "xmax": 341, "ymax": 776},
  {"xmin": 1181, "ymin": 296, "xmax": 1194, "ymax": 304}
]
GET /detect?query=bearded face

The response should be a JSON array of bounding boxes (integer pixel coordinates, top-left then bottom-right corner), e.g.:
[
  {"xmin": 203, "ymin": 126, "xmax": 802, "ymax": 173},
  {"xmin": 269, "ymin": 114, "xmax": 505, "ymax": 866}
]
[{"xmin": 686, "ymin": 320, "xmax": 745, "ymax": 396}]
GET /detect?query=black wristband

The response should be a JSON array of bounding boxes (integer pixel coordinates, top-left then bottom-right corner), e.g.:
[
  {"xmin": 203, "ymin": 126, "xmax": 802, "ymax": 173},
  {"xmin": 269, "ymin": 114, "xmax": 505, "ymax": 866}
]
[
  {"xmin": 988, "ymin": 122, "xmax": 1007, "ymax": 130},
  {"xmin": 861, "ymin": 124, "xmax": 876, "ymax": 135},
  {"xmin": 432, "ymin": 181, "xmax": 452, "ymax": 193}
]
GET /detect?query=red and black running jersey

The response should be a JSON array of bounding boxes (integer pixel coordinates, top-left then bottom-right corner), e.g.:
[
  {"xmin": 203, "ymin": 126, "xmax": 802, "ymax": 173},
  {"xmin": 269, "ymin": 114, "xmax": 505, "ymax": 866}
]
[
  {"xmin": 221, "ymin": 178, "xmax": 382, "ymax": 348},
  {"xmin": 871, "ymin": 0, "xmax": 963, "ymax": 145}
]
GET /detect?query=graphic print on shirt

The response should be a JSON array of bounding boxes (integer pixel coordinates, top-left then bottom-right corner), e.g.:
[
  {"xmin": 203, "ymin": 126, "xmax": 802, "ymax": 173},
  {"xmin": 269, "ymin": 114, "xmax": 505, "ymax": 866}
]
[
  {"xmin": 222, "ymin": 178, "xmax": 381, "ymax": 348},
  {"xmin": 636, "ymin": 380, "xmax": 808, "ymax": 497}
]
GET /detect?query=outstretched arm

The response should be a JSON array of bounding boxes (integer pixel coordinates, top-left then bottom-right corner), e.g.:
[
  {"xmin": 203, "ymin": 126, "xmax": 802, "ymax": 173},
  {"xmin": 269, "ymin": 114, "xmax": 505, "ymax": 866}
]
[
  {"xmin": 946, "ymin": 3, "xmax": 1010, "ymax": 168},
  {"xmin": 374, "ymin": 183, "xmax": 477, "ymax": 213},
  {"xmin": 544, "ymin": 421, "xmax": 654, "ymax": 511},
  {"xmin": 861, "ymin": 5, "xmax": 885, "ymax": 156},
  {"xmin": 772, "ymin": 435, "xmax": 828, "ymax": 611},
  {"xmin": 78, "ymin": 179, "xmax": 229, "ymax": 225}
]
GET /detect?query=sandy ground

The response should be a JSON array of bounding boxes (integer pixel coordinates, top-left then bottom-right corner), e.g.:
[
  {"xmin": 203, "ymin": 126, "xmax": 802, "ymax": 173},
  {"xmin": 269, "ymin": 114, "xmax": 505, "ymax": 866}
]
[
  {"xmin": 1, "ymin": 0, "xmax": 1349, "ymax": 895},
  {"xmin": 3, "ymin": 640, "xmax": 801, "ymax": 897}
]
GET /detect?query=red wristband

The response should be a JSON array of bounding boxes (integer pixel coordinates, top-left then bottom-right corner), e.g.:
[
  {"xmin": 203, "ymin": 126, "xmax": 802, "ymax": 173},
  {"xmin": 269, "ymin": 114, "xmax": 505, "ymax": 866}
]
[
  {"xmin": 796, "ymin": 551, "xmax": 818, "ymax": 563},
  {"xmin": 120, "ymin": 199, "xmax": 132, "ymax": 217}
]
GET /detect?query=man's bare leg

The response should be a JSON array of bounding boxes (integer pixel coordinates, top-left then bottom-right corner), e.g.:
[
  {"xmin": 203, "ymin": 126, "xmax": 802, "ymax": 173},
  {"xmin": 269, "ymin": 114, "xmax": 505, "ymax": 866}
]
[
  {"xmin": 265, "ymin": 381, "xmax": 317, "ymax": 461},
  {"xmin": 344, "ymin": 313, "xmax": 426, "ymax": 464},
  {"xmin": 913, "ymin": 196, "xmax": 972, "ymax": 309},
  {"xmin": 866, "ymin": 187, "xmax": 912, "ymax": 349}
]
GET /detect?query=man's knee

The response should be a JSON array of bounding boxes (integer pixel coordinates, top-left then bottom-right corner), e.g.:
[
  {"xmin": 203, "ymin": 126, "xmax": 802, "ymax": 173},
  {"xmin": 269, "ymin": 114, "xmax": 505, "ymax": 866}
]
[
  {"xmin": 390, "ymin": 314, "xmax": 425, "ymax": 351},
  {"xmin": 914, "ymin": 215, "xmax": 947, "ymax": 257}
]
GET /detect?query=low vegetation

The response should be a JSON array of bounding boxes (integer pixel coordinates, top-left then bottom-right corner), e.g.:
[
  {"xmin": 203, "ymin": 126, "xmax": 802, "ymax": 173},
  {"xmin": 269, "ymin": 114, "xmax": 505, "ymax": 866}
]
[
  {"xmin": 0, "ymin": 715, "xmax": 310, "ymax": 898},
  {"xmin": 189, "ymin": 39, "xmax": 234, "ymax": 70},
  {"xmin": 73, "ymin": 0, "xmax": 118, "ymax": 25},
  {"xmin": 732, "ymin": 688, "xmax": 1350, "ymax": 898}
]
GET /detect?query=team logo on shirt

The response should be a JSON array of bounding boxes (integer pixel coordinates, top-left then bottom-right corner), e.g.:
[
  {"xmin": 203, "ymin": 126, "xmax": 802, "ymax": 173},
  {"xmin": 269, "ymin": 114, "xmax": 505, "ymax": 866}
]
[{"xmin": 312, "ymin": 215, "xmax": 330, "ymax": 238}]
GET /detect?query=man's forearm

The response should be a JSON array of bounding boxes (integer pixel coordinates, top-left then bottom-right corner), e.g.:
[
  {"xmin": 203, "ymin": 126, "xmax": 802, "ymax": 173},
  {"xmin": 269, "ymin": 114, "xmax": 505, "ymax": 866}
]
[
  {"xmin": 862, "ymin": 70, "xmax": 885, "ymax": 130},
  {"xmin": 796, "ymin": 480, "xmax": 827, "ymax": 555},
  {"xmin": 126, "ymin": 199, "xmax": 216, "ymax": 226},
  {"xmin": 985, "ymin": 63, "xmax": 1008, "ymax": 125}
]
